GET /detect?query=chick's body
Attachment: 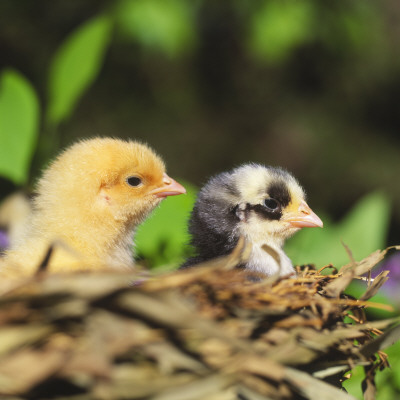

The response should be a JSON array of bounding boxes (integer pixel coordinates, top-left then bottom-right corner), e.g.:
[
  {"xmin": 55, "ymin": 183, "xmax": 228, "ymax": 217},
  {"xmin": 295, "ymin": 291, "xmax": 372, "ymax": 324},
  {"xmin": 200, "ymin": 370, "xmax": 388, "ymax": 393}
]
[
  {"xmin": 1, "ymin": 138, "xmax": 185, "ymax": 276},
  {"xmin": 183, "ymin": 164, "xmax": 322, "ymax": 276}
]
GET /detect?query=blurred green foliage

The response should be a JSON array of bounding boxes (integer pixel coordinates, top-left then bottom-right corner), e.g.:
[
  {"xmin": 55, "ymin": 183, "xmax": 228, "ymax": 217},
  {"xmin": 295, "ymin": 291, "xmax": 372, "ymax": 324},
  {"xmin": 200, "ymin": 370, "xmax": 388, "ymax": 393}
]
[
  {"xmin": 249, "ymin": 0, "xmax": 315, "ymax": 63},
  {"xmin": 116, "ymin": 0, "xmax": 196, "ymax": 58},
  {"xmin": 327, "ymin": 1, "xmax": 385, "ymax": 54},
  {"xmin": 246, "ymin": 0, "xmax": 385, "ymax": 64},
  {"xmin": 135, "ymin": 181, "xmax": 197, "ymax": 269},
  {"xmin": 0, "ymin": 69, "xmax": 39, "ymax": 185},
  {"xmin": 47, "ymin": 15, "xmax": 113, "ymax": 127}
]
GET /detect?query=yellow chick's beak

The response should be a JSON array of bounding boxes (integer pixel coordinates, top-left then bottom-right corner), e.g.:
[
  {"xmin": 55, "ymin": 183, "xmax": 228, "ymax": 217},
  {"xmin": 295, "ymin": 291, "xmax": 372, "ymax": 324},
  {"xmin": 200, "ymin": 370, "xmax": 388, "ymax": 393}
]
[
  {"xmin": 151, "ymin": 173, "xmax": 186, "ymax": 198},
  {"xmin": 284, "ymin": 200, "xmax": 323, "ymax": 228}
]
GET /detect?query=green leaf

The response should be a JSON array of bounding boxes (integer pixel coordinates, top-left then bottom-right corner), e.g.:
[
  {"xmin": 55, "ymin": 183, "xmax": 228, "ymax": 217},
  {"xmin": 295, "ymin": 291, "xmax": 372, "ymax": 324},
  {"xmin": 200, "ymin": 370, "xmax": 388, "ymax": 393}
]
[
  {"xmin": 249, "ymin": 0, "xmax": 315, "ymax": 64},
  {"xmin": 346, "ymin": 281, "xmax": 396, "ymax": 320},
  {"xmin": 371, "ymin": 340, "xmax": 400, "ymax": 399},
  {"xmin": 342, "ymin": 365, "xmax": 364, "ymax": 400},
  {"xmin": 339, "ymin": 192, "xmax": 390, "ymax": 258},
  {"xmin": 47, "ymin": 15, "xmax": 113, "ymax": 126},
  {"xmin": 344, "ymin": 345, "xmax": 400, "ymax": 400},
  {"xmin": 135, "ymin": 181, "xmax": 197, "ymax": 268},
  {"xmin": 0, "ymin": 69, "xmax": 40, "ymax": 185},
  {"xmin": 387, "ymin": 341, "xmax": 400, "ymax": 390},
  {"xmin": 324, "ymin": 2, "xmax": 385, "ymax": 54},
  {"xmin": 285, "ymin": 192, "xmax": 391, "ymax": 268},
  {"xmin": 116, "ymin": 0, "xmax": 196, "ymax": 58}
]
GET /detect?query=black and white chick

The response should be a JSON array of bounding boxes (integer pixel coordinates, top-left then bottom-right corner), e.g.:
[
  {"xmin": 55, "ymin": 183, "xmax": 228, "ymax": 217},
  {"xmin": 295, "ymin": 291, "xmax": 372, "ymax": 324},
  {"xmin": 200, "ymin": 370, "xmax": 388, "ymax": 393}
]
[{"xmin": 182, "ymin": 164, "xmax": 323, "ymax": 276}]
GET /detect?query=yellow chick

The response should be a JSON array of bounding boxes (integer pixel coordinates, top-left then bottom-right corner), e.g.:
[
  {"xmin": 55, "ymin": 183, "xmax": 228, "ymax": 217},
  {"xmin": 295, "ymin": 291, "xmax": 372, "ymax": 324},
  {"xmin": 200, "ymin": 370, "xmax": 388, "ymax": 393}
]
[{"xmin": 0, "ymin": 138, "xmax": 185, "ymax": 277}]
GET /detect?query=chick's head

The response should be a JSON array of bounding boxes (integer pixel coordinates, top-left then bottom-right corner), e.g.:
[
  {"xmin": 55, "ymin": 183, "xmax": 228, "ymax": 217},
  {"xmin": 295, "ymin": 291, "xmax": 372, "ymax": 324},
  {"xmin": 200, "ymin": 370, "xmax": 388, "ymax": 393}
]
[
  {"xmin": 36, "ymin": 138, "xmax": 185, "ymax": 230},
  {"xmin": 229, "ymin": 165, "xmax": 322, "ymax": 245},
  {"xmin": 194, "ymin": 164, "xmax": 322, "ymax": 249}
]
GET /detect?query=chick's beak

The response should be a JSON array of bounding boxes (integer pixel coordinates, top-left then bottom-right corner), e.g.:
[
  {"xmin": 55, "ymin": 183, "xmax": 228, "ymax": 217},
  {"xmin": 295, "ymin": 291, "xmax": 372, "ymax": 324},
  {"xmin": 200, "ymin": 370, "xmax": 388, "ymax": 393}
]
[
  {"xmin": 150, "ymin": 173, "xmax": 186, "ymax": 198},
  {"xmin": 284, "ymin": 200, "xmax": 323, "ymax": 228}
]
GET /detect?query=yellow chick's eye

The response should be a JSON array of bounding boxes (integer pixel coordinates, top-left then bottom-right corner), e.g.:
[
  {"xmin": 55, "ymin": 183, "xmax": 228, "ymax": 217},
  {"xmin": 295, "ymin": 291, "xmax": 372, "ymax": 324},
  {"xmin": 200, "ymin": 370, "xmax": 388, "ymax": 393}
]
[
  {"xmin": 263, "ymin": 198, "xmax": 280, "ymax": 212},
  {"xmin": 126, "ymin": 176, "xmax": 142, "ymax": 187}
]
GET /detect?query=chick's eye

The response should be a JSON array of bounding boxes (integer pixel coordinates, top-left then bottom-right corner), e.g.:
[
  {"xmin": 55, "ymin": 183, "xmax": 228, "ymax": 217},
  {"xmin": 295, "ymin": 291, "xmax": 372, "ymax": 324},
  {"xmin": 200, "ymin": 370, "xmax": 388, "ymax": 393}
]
[
  {"xmin": 264, "ymin": 198, "xmax": 280, "ymax": 211},
  {"xmin": 126, "ymin": 176, "xmax": 142, "ymax": 187}
]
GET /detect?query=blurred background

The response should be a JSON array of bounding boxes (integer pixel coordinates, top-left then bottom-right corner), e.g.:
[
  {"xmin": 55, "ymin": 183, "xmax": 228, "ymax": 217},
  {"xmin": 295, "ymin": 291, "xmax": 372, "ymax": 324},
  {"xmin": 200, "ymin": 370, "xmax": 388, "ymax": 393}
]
[{"xmin": 0, "ymin": 1, "xmax": 400, "ymax": 396}]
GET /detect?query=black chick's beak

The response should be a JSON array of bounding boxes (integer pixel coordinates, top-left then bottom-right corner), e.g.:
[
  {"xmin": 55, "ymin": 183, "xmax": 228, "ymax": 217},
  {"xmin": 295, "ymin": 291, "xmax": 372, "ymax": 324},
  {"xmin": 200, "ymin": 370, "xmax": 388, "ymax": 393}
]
[
  {"xmin": 284, "ymin": 200, "xmax": 323, "ymax": 228},
  {"xmin": 150, "ymin": 173, "xmax": 186, "ymax": 198}
]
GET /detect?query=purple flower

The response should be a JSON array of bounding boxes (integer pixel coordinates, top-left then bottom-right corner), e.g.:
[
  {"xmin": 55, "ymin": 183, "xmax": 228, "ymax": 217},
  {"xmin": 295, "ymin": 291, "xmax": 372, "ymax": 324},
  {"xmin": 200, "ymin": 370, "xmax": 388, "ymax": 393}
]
[
  {"xmin": 374, "ymin": 253, "xmax": 400, "ymax": 302},
  {"xmin": 0, "ymin": 230, "xmax": 9, "ymax": 251}
]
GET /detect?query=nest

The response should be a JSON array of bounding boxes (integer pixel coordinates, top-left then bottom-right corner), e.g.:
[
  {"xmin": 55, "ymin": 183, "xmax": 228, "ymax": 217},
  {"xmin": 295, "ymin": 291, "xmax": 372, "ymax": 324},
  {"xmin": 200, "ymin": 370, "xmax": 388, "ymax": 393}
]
[{"xmin": 0, "ymin": 240, "xmax": 399, "ymax": 400}]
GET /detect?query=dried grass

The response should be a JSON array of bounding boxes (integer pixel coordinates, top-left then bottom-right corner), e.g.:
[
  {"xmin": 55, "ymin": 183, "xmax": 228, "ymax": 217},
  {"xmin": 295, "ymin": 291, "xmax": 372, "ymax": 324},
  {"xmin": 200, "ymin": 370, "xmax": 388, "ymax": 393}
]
[{"xmin": 0, "ymin": 240, "xmax": 399, "ymax": 400}]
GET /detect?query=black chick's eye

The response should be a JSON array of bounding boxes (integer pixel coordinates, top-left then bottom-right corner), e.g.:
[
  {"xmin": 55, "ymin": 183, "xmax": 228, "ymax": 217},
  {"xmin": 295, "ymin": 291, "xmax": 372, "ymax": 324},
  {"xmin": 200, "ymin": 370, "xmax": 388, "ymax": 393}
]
[
  {"xmin": 126, "ymin": 176, "xmax": 142, "ymax": 187},
  {"xmin": 263, "ymin": 198, "xmax": 280, "ymax": 212}
]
